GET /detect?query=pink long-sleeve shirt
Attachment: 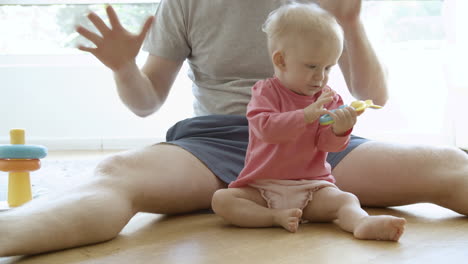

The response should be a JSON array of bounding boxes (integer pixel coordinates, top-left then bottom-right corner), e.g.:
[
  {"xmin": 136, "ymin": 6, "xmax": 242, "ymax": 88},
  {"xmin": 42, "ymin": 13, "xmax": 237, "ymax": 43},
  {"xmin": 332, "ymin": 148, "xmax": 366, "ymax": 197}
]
[{"xmin": 229, "ymin": 77, "xmax": 350, "ymax": 188}]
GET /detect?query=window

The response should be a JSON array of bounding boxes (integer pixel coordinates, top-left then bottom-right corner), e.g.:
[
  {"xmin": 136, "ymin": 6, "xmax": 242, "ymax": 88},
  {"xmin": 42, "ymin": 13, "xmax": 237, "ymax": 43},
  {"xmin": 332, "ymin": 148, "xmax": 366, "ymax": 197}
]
[
  {"xmin": 330, "ymin": 0, "xmax": 467, "ymax": 148},
  {"xmin": 0, "ymin": 0, "xmax": 194, "ymax": 150},
  {"xmin": 1, "ymin": 0, "xmax": 466, "ymax": 150},
  {"xmin": 1, "ymin": 1, "xmax": 159, "ymax": 55}
]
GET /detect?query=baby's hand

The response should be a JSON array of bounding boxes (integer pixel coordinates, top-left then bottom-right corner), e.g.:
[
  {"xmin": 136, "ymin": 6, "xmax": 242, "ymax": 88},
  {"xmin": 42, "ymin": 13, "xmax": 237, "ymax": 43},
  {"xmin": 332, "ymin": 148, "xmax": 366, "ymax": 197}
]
[
  {"xmin": 327, "ymin": 106, "xmax": 357, "ymax": 135},
  {"xmin": 304, "ymin": 89, "xmax": 335, "ymax": 123}
]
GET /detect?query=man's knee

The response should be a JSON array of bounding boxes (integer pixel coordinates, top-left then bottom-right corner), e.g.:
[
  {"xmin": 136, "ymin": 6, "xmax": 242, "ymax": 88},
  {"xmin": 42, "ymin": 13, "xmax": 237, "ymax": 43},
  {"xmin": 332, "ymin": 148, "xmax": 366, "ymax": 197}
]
[
  {"xmin": 94, "ymin": 154, "xmax": 135, "ymax": 178},
  {"xmin": 444, "ymin": 146, "xmax": 468, "ymax": 163}
]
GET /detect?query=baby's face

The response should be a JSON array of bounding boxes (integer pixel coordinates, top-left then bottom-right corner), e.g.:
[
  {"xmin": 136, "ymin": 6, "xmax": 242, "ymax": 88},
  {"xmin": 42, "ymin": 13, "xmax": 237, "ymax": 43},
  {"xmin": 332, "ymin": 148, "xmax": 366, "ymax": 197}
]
[{"xmin": 281, "ymin": 35, "xmax": 342, "ymax": 96}]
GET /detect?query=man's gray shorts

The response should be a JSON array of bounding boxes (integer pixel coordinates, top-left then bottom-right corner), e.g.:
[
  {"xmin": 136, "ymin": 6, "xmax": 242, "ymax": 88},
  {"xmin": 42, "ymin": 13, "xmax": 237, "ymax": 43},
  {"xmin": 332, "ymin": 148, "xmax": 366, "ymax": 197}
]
[{"xmin": 165, "ymin": 115, "xmax": 369, "ymax": 184}]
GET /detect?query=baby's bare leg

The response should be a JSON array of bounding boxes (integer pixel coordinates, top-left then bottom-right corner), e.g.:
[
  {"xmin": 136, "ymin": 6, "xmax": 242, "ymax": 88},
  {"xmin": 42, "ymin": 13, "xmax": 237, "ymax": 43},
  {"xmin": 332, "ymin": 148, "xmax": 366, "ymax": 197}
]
[
  {"xmin": 212, "ymin": 187, "xmax": 302, "ymax": 232},
  {"xmin": 303, "ymin": 187, "xmax": 406, "ymax": 241}
]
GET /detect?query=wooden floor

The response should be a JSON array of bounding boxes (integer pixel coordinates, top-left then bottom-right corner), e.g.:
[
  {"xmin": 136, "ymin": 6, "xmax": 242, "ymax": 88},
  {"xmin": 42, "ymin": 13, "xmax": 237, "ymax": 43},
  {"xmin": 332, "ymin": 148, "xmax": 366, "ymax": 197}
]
[{"xmin": 1, "ymin": 151, "xmax": 468, "ymax": 264}]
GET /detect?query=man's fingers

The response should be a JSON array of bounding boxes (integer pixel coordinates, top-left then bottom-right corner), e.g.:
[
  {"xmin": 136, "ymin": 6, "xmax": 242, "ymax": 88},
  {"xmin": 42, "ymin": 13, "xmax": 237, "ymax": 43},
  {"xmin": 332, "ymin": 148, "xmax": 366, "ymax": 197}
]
[
  {"xmin": 106, "ymin": 5, "xmax": 124, "ymax": 31},
  {"xmin": 87, "ymin": 12, "xmax": 111, "ymax": 36},
  {"xmin": 77, "ymin": 45, "xmax": 97, "ymax": 55},
  {"xmin": 138, "ymin": 16, "xmax": 155, "ymax": 43},
  {"xmin": 76, "ymin": 26, "xmax": 103, "ymax": 46}
]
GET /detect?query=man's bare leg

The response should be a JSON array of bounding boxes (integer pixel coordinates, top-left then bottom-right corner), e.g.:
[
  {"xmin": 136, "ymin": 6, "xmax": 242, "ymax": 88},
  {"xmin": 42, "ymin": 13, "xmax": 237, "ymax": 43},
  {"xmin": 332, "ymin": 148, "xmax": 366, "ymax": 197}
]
[
  {"xmin": 212, "ymin": 187, "xmax": 303, "ymax": 232},
  {"xmin": 332, "ymin": 141, "xmax": 468, "ymax": 214},
  {"xmin": 0, "ymin": 144, "xmax": 226, "ymax": 256}
]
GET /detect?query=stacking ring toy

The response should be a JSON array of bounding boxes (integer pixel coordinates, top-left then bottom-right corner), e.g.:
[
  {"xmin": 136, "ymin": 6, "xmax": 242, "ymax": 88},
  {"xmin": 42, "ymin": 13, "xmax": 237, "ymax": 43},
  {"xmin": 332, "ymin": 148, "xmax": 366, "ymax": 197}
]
[
  {"xmin": 0, "ymin": 145, "xmax": 47, "ymax": 159},
  {"xmin": 0, "ymin": 129, "xmax": 48, "ymax": 209},
  {"xmin": 0, "ymin": 159, "xmax": 41, "ymax": 172},
  {"xmin": 319, "ymin": 100, "xmax": 382, "ymax": 125}
]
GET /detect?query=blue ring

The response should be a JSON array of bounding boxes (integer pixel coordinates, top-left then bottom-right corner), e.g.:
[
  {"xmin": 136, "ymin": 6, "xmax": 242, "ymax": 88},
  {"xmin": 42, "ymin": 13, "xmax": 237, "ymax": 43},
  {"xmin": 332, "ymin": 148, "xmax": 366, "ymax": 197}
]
[
  {"xmin": 319, "ymin": 105, "xmax": 347, "ymax": 125},
  {"xmin": 0, "ymin": 145, "xmax": 48, "ymax": 159},
  {"xmin": 319, "ymin": 114, "xmax": 334, "ymax": 125}
]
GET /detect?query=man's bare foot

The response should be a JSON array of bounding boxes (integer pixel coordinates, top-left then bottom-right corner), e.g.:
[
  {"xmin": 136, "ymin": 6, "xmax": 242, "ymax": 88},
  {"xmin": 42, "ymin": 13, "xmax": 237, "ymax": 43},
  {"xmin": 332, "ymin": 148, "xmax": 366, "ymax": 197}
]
[
  {"xmin": 273, "ymin": 208, "xmax": 303, "ymax": 233},
  {"xmin": 353, "ymin": 215, "xmax": 406, "ymax": 241}
]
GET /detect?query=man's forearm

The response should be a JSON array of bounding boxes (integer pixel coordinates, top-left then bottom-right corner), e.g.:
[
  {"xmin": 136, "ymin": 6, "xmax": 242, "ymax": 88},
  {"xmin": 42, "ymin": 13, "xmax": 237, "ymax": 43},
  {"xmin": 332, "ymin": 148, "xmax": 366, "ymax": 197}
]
[
  {"xmin": 340, "ymin": 20, "xmax": 389, "ymax": 106},
  {"xmin": 113, "ymin": 62, "xmax": 163, "ymax": 117}
]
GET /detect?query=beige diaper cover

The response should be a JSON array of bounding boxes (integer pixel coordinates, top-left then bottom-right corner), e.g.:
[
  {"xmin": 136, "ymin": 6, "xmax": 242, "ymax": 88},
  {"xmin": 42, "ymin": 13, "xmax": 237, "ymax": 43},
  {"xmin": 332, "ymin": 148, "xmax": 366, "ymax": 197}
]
[{"xmin": 249, "ymin": 179, "xmax": 336, "ymax": 210}]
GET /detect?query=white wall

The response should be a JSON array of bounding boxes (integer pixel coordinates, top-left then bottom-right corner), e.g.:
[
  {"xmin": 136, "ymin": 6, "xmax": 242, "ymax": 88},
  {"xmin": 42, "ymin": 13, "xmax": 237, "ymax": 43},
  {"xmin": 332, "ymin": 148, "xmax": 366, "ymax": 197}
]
[{"xmin": 0, "ymin": 53, "xmax": 194, "ymax": 150}]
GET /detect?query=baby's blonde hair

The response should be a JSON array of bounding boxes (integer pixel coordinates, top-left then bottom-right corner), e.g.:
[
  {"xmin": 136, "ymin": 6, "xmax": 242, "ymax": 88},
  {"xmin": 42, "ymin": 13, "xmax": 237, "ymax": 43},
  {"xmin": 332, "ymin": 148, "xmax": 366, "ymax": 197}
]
[{"xmin": 262, "ymin": 1, "xmax": 343, "ymax": 55}]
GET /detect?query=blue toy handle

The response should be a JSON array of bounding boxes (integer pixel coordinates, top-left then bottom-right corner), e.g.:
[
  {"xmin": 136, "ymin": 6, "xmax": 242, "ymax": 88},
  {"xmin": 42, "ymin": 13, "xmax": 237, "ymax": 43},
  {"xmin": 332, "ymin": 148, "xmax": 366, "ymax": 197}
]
[{"xmin": 319, "ymin": 105, "xmax": 347, "ymax": 125}]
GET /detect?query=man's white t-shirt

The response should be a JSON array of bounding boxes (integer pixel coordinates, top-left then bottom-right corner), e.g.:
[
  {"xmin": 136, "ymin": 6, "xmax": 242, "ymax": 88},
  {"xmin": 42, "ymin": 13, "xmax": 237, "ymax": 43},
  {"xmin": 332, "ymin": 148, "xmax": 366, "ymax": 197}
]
[{"xmin": 143, "ymin": 0, "xmax": 287, "ymax": 116}]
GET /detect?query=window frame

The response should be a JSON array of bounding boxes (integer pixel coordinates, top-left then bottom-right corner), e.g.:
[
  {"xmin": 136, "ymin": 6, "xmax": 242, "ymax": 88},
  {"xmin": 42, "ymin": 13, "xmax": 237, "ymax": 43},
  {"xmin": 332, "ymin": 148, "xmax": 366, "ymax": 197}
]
[{"xmin": 1, "ymin": 0, "xmax": 159, "ymax": 5}]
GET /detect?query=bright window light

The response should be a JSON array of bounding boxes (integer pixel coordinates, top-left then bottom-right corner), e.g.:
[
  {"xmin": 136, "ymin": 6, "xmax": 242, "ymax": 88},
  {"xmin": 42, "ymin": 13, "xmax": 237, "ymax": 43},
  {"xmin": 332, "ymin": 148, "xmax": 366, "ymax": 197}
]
[{"xmin": 2, "ymin": 0, "xmax": 466, "ymax": 150}]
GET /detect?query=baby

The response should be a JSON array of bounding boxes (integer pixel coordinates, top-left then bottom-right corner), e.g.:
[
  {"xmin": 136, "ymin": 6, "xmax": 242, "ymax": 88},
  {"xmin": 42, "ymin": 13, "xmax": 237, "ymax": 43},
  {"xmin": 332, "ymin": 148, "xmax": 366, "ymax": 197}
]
[{"xmin": 212, "ymin": 2, "xmax": 406, "ymax": 241}]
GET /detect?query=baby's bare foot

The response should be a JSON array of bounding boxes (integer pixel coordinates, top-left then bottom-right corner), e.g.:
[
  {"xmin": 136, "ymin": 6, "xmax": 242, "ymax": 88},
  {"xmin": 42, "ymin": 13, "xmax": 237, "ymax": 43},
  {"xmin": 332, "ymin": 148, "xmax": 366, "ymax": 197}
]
[
  {"xmin": 354, "ymin": 215, "xmax": 406, "ymax": 241},
  {"xmin": 273, "ymin": 208, "xmax": 303, "ymax": 233}
]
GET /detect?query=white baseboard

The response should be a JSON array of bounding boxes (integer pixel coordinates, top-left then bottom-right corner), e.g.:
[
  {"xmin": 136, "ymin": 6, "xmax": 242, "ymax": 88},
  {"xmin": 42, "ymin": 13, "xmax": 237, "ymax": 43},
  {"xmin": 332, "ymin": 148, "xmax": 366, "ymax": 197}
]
[
  {"xmin": 0, "ymin": 201, "xmax": 10, "ymax": 211},
  {"xmin": 0, "ymin": 137, "xmax": 165, "ymax": 151}
]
